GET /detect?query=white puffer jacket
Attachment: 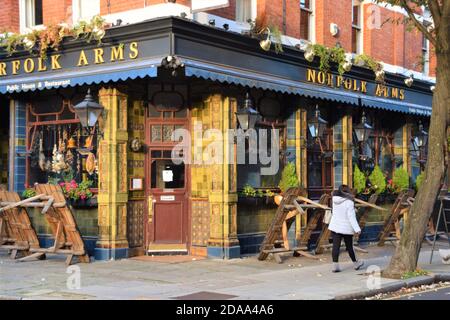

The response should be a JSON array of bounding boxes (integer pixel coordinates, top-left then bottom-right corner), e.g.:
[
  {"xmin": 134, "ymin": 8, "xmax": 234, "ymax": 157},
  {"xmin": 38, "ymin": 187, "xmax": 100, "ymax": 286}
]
[{"xmin": 328, "ymin": 196, "xmax": 361, "ymax": 235}]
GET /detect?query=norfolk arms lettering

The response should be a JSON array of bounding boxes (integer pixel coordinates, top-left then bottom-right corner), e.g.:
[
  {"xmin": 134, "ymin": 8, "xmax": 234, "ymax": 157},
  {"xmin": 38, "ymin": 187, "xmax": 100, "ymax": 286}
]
[
  {"xmin": 306, "ymin": 69, "xmax": 405, "ymax": 100},
  {"xmin": 0, "ymin": 42, "xmax": 139, "ymax": 76}
]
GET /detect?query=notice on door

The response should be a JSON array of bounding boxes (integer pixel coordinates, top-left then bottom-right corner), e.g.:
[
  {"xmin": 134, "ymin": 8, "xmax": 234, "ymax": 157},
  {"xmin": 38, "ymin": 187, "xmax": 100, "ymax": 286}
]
[{"xmin": 162, "ymin": 170, "xmax": 174, "ymax": 182}]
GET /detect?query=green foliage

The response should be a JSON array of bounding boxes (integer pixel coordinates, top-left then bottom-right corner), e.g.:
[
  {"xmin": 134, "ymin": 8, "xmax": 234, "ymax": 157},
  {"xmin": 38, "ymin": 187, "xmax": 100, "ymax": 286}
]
[
  {"xmin": 60, "ymin": 180, "xmax": 93, "ymax": 201},
  {"xmin": 278, "ymin": 162, "xmax": 300, "ymax": 194},
  {"xmin": 392, "ymin": 168, "xmax": 410, "ymax": 193},
  {"xmin": 242, "ymin": 184, "xmax": 257, "ymax": 197},
  {"xmin": 22, "ymin": 188, "xmax": 37, "ymax": 199},
  {"xmin": 369, "ymin": 165, "xmax": 387, "ymax": 195},
  {"xmin": 311, "ymin": 44, "xmax": 347, "ymax": 75},
  {"xmin": 415, "ymin": 171, "xmax": 426, "ymax": 190},
  {"xmin": 269, "ymin": 25, "xmax": 283, "ymax": 54},
  {"xmin": 401, "ymin": 269, "xmax": 429, "ymax": 280},
  {"xmin": 353, "ymin": 165, "xmax": 367, "ymax": 194},
  {"xmin": 354, "ymin": 53, "xmax": 382, "ymax": 73},
  {"xmin": 0, "ymin": 15, "xmax": 106, "ymax": 59}
]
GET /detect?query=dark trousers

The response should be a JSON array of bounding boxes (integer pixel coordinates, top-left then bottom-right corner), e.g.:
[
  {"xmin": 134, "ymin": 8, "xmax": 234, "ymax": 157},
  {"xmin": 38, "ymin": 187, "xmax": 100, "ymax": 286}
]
[{"xmin": 331, "ymin": 231, "xmax": 356, "ymax": 263}]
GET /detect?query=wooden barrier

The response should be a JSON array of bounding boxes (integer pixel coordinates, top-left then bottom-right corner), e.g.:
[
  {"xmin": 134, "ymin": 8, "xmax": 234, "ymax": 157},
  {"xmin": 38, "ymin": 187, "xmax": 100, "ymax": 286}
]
[
  {"xmin": 258, "ymin": 188, "xmax": 333, "ymax": 263},
  {"xmin": 16, "ymin": 184, "xmax": 90, "ymax": 265},
  {"xmin": 0, "ymin": 191, "xmax": 41, "ymax": 259}
]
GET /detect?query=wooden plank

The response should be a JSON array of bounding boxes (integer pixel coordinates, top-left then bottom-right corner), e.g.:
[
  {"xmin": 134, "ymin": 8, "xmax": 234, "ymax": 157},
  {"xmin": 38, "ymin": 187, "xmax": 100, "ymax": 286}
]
[
  {"xmin": 0, "ymin": 194, "xmax": 45, "ymax": 212},
  {"xmin": 296, "ymin": 196, "xmax": 331, "ymax": 210},
  {"xmin": 354, "ymin": 198, "xmax": 387, "ymax": 211}
]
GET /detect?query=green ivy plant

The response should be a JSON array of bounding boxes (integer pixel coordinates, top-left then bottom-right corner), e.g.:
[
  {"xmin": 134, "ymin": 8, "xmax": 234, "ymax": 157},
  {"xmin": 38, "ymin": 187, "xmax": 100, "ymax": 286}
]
[
  {"xmin": 22, "ymin": 188, "xmax": 37, "ymax": 199},
  {"xmin": 0, "ymin": 15, "xmax": 107, "ymax": 59},
  {"xmin": 369, "ymin": 165, "xmax": 387, "ymax": 195},
  {"xmin": 353, "ymin": 165, "xmax": 367, "ymax": 194},
  {"xmin": 310, "ymin": 44, "xmax": 347, "ymax": 75},
  {"xmin": 278, "ymin": 162, "xmax": 300, "ymax": 194},
  {"xmin": 242, "ymin": 184, "xmax": 257, "ymax": 197},
  {"xmin": 392, "ymin": 168, "xmax": 410, "ymax": 193}
]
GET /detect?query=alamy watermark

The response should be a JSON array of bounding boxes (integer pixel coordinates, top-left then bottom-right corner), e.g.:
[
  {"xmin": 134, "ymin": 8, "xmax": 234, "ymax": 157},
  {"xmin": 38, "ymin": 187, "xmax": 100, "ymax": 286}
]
[{"xmin": 171, "ymin": 121, "xmax": 280, "ymax": 176}]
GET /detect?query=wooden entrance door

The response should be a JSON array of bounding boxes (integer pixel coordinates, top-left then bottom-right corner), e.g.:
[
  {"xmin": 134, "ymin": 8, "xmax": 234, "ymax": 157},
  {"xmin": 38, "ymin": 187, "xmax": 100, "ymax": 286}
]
[{"xmin": 145, "ymin": 113, "xmax": 189, "ymax": 250}]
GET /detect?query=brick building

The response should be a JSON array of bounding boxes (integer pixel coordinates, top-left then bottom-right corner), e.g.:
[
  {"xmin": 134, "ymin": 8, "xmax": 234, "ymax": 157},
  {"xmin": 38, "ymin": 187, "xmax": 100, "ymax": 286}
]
[{"xmin": 0, "ymin": 1, "xmax": 435, "ymax": 260}]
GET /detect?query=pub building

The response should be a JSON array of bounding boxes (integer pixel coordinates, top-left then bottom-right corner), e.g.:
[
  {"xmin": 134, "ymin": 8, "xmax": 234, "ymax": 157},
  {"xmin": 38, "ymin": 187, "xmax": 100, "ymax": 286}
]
[{"xmin": 0, "ymin": 17, "xmax": 433, "ymax": 260}]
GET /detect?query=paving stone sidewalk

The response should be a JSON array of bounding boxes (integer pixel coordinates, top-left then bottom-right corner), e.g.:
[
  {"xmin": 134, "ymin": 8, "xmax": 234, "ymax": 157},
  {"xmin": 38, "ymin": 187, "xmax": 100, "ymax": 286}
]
[{"xmin": 0, "ymin": 244, "xmax": 449, "ymax": 300}]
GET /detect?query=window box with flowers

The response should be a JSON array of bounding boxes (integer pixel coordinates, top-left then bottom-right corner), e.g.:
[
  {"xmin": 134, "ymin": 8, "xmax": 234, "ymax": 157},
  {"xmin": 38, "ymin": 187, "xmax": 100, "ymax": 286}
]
[{"xmin": 59, "ymin": 180, "xmax": 97, "ymax": 208}]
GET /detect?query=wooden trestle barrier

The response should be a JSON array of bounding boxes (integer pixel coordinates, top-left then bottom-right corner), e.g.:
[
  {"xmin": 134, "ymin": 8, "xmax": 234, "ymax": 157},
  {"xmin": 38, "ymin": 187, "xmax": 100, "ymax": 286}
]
[
  {"xmin": 0, "ymin": 184, "xmax": 90, "ymax": 265},
  {"xmin": 377, "ymin": 190, "xmax": 415, "ymax": 246},
  {"xmin": 258, "ymin": 188, "xmax": 332, "ymax": 263},
  {"xmin": 314, "ymin": 194, "xmax": 386, "ymax": 254},
  {"xmin": 0, "ymin": 191, "xmax": 41, "ymax": 259}
]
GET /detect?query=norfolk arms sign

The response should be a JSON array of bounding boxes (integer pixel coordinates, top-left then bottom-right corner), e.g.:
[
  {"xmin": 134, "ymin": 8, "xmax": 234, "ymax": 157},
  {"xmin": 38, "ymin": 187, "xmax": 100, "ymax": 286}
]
[
  {"xmin": 0, "ymin": 39, "xmax": 409, "ymax": 102},
  {"xmin": 305, "ymin": 68, "xmax": 406, "ymax": 100}
]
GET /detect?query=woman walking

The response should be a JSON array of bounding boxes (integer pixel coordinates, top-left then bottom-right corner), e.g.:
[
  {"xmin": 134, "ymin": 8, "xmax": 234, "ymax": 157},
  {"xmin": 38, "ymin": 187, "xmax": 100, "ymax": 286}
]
[{"xmin": 328, "ymin": 185, "xmax": 364, "ymax": 272}]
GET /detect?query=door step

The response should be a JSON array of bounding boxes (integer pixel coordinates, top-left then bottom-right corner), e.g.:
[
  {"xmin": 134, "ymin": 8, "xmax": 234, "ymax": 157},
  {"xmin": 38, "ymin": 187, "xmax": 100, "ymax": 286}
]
[
  {"xmin": 147, "ymin": 244, "xmax": 188, "ymax": 255},
  {"xmin": 147, "ymin": 249, "xmax": 188, "ymax": 256}
]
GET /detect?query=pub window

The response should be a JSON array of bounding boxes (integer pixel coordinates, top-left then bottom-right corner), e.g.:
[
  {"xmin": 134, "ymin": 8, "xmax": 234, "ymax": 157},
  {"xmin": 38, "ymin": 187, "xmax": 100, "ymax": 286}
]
[
  {"xmin": 72, "ymin": 0, "xmax": 101, "ymax": 22},
  {"xmin": 300, "ymin": 0, "xmax": 313, "ymax": 41},
  {"xmin": 237, "ymin": 93, "xmax": 286, "ymax": 190},
  {"xmin": 236, "ymin": 0, "xmax": 254, "ymax": 23},
  {"xmin": 352, "ymin": 0, "xmax": 362, "ymax": 54},
  {"xmin": 25, "ymin": 92, "xmax": 99, "ymax": 190},
  {"xmin": 21, "ymin": 0, "xmax": 43, "ymax": 29}
]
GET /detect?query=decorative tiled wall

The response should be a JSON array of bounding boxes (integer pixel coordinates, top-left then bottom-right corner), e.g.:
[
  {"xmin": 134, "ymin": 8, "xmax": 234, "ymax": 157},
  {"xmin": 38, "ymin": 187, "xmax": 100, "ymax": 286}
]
[{"xmin": 14, "ymin": 101, "xmax": 26, "ymax": 193}]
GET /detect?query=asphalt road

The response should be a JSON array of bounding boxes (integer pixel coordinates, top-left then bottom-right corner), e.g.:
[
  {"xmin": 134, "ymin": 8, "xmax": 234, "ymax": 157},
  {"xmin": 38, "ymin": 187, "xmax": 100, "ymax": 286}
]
[{"xmin": 391, "ymin": 286, "xmax": 450, "ymax": 300}]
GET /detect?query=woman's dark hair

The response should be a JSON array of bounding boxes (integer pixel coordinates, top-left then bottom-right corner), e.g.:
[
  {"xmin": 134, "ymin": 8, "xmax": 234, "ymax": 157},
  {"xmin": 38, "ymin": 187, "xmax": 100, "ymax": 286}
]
[{"xmin": 333, "ymin": 184, "xmax": 355, "ymax": 201}]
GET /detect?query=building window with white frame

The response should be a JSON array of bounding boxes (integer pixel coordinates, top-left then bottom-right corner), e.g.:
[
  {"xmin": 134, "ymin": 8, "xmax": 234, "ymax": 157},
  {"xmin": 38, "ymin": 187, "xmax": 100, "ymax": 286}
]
[
  {"xmin": 236, "ymin": 0, "xmax": 253, "ymax": 23},
  {"xmin": 72, "ymin": 0, "xmax": 101, "ymax": 22},
  {"xmin": 22, "ymin": 0, "xmax": 43, "ymax": 29},
  {"xmin": 300, "ymin": 0, "xmax": 313, "ymax": 41},
  {"xmin": 352, "ymin": 0, "xmax": 362, "ymax": 54},
  {"xmin": 422, "ymin": 33, "xmax": 430, "ymax": 75}
]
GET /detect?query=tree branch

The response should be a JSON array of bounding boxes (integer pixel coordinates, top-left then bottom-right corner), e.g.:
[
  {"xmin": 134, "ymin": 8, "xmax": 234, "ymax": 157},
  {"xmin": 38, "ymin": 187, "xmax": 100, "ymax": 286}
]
[
  {"xmin": 427, "ymin": 0, "xmax": 441, "ymax": 29},
  {"xmin": 399, "ymin": 0, "xmax": 438, "ymax": 48}
]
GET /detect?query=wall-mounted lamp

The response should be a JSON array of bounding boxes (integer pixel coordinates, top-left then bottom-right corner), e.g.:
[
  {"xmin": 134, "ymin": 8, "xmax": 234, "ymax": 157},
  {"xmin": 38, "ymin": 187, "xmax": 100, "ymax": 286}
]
[
  {"xmin": 259, "ymin": 28, "xmax": 271, "ymax": 51},
  {"xmin": 304, "ymin": 47, "xmax": 315, "ymax": 62},
  {"xmin": 308, "ymin": 105, "xmax": 328, "ymax": 140},
  {"xmin": 161, "ymin": 55, "xmax": 184, "ymax": 77},
  {"xmin": 411, "ymin": 121, "xmax": 428, "ymax": 166},
  {"xmin": 236, "ymin": 92, "xmax": 260, "ymax": 132},
  {"xmin": 353, "ymin": 111, "xmax": 373, "ymax": 145},
  {"xmin": 73, "ymin": 89, "xmax": 104, "ymax": 131},
  {"xmin": 405, "ymin": 74, "xmax": 414, "ymax": 87}
]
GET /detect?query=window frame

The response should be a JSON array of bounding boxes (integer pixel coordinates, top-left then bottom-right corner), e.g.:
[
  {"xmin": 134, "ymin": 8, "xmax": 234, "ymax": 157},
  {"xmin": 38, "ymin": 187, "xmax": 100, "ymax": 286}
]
[
  {"xmin": 351, "ymin": 0, "xmax": 362, "ymax": 54},
  {"xmin": 72, "ymin": 0, "xmax": 101, "ymax": 23},
  {"xmin": 235, "ymin": 0, "xmax": 256, "ymax": 24},
  {"xmin": 300, "ymin": 0, "xmax": 313, "ymax": 41},
  {"xmin": 20, "ymin": 0, "xmax": 44, "ymax": 33}
]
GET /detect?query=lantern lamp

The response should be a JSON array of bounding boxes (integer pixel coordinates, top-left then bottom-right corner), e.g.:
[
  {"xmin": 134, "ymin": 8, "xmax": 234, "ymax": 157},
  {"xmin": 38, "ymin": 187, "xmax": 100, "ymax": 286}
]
[
  {"xmin": 354, "ymin": 111, "xmax": 373, "ymax": 144},
  {"xmin": 308, "ymin": 105, "xmax": 328, "ymax": 139},
  {"xmin": 236, "ymin": 92, "xmax": 260, "ymax": 131},
  {"xmin": 73, "ymin": 89, "xmax": 104, "ymax": 129},
  {"xmin": 414, "ymin": 121, "xmax": 428, "ymax": 149}
]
